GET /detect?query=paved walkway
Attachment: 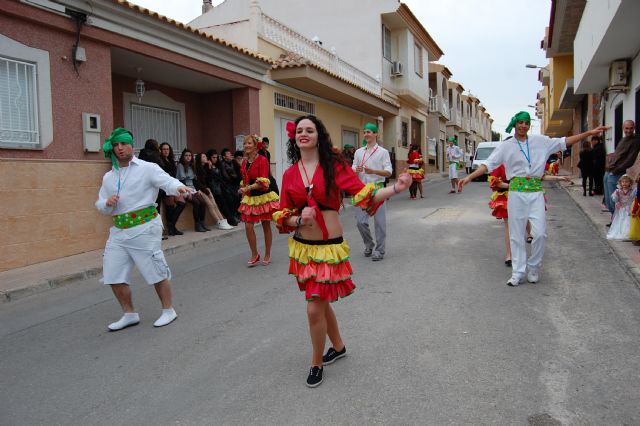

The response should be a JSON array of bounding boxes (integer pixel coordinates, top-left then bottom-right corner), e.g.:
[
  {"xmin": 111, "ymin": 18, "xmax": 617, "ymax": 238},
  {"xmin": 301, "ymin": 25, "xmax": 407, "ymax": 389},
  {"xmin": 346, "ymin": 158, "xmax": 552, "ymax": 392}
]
[{"xmin": 8, "ymin": 172, "xmax": 636, "ymax": 302}]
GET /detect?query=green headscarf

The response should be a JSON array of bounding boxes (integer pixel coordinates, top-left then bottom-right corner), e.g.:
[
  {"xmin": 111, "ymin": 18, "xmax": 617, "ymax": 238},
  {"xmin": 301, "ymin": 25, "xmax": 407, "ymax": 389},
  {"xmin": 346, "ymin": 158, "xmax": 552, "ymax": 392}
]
[
  {"xmin": 103, "ymin": 127, "xmax": 134, "ymax": 169},
  {"xmin": 448, "ymin": 136, "xmax": 458, "ymax": 145},
  {"xmin": 505, "ymin": 111, "xmax": 531, "ymax": 134},
  {"xmin": 362, "ymin": 122, "xmax": 378, "ymax": 145}
]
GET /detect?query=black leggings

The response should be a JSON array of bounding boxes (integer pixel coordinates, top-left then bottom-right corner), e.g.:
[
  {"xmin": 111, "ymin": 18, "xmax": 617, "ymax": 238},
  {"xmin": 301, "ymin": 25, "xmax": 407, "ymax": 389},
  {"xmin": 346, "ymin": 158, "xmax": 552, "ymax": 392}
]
[
  {"xmin": 409, "ymin": 181, "xmax": 418, "ymax": 198},
  {"xmin": 581, "ymin": 172, "xmax": 594, "ymax": 194}
]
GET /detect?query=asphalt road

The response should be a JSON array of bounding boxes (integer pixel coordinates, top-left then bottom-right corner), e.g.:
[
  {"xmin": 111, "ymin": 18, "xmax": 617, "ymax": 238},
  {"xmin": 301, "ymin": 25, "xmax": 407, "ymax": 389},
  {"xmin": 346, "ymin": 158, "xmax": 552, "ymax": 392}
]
[{"xmin": 1, "ymin": 178, "xmax": 640, "ymax": 425}]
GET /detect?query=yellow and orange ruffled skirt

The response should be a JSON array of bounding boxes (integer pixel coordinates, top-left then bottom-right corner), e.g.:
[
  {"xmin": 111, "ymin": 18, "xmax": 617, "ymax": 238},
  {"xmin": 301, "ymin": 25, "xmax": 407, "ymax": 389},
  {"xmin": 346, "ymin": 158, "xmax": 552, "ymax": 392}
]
[
  {"xmin": 408, "ymin": 167, "xmax": 425, "ymax": 182},
  {"xmin": 239, "ymin": 191, "xmax": 280, "ymax": 223},
  {"xmin": 288, "ymin": 236, "xmax": 355, "ymax": 302},
  {"xmin": 629, "ymin": 199, "xmax": 640, "ymax": 240}
]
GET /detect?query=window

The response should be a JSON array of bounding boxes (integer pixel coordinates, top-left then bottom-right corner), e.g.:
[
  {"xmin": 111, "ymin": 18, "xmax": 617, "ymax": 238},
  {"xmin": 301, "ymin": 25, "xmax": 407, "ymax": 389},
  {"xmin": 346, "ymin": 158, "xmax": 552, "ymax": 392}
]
[
  {"xmin": 0, "ymin": 57, "xmax": 38, "ymax": 146},
  {"xmin": 401, "ymin": 121, "xmax": 408, "ymax": 148},
  {"xmin": 0, "ymin": 34, "xmax": 52, "ymax": 150},
  {"xmin": 341, "ymin": 129, "xmax": 358, "ymax": 148},
  {"xmin": 274, "ymin": 93, "xmax": 315, "ymax": 114},
  {"xmin": 382, "ymin": 25, "xmax": 392, "ymax": 61},
  {"xmin": 130, "ymin": 103, "xmax": 183, "ymax": 154},
  {"xmin": 413, "ymin": 43, "xmax": 423, "ymax": 76}
]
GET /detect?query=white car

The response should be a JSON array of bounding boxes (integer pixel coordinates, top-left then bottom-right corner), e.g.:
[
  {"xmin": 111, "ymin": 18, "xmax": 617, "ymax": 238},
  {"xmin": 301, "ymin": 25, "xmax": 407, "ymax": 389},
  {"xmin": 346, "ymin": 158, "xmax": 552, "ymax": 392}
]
[{"xmin": 471, "ymin": 141, "xmax": 501, "ymax": 181}]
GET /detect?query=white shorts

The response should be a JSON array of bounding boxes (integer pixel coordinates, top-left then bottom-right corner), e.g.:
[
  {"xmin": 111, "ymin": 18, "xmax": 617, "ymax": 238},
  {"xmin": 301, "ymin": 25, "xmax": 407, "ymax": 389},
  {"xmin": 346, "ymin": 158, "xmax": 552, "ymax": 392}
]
[
  {"xmin": 448, "ymin": 163, "xmax": 459, "ymax": 179},
  {"xmin": 102, "ymin": 220, "xmax": 171, "ymax": 285}
]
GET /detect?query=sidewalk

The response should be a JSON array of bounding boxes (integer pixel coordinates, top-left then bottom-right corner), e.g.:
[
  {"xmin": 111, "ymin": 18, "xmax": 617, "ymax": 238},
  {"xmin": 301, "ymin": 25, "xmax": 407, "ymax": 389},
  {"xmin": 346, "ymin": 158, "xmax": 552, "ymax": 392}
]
[
  {"xmin": 561, "ymin": 178, "xmax": 640, "ymax": 284},
  {"xmin": 0, "ymin": 226, "xmax": 243, "ymax": 303},
  {"xmin": 0, "ymin": 171, "xmax": 488, "ymax": 303}
]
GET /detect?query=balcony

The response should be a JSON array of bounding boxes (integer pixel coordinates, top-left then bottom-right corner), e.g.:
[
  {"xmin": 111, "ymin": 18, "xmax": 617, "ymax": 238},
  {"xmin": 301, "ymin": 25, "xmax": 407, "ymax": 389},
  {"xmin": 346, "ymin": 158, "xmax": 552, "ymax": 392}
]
[
  {"xmin": 470, "ymin": 119, "xmax": 479, "ymax": 133},
  {"xmin": 428, "ymin": 95, "xmax": 450, "ymax": 120},
  {"xmin": 260, "ymin": 14, "xmax": 381, "ymax": 96},
  {"xmin": 447, "ymin": 107, "xmax": 462, "ymax": 128},
  {"xmin": 462, "ymin": 117, "xmax": 471, "ymax": 133}
]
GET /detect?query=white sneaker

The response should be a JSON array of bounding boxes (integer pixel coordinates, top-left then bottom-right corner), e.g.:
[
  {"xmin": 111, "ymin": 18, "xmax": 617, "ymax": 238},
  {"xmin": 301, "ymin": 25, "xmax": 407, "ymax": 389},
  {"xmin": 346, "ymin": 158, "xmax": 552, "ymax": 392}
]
[
  {"xmin": 527, "ymin": 271, "xmax": 539, "ymax": 284},
  {"xmin": 108, "ymin": 313, "xmax": 140, "ymax": 331},
  {"xmin": 216, "ymin": 219, "xmax": 234, "ymax": 230},
  {"xmin": 507, "ymin": 277, "xmax": 520, "ymax": 287},
  {"xmin": 153, "ymin": 308, "xmax": 177, "ymax": 327}
]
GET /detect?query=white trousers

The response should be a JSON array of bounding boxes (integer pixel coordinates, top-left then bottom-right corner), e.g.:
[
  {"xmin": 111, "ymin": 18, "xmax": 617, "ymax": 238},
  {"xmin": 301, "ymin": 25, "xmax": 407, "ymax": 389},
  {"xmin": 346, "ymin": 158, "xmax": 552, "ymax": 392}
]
[
  {"xmin": 448, "ymin": 163, "xmax": 459, "ymax": 179},
  {"xmin": 507, "ymin": 191, "xmax": 546, "ymax": 280}
]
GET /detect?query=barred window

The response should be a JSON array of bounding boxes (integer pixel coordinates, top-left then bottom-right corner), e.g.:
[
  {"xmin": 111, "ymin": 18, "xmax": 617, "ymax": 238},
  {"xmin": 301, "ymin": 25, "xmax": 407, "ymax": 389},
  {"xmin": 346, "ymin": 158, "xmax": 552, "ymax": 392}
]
[
  {"xmin": 0, "ymin": 57, "xmax": 39, "ymax": 146},
  {"xmin": 274, "ymin": 93, "xmax": 315, "ymax": 114},
  {"xmin": 130, "ymin": 104, "xmax": 183, "ymax": 154}
]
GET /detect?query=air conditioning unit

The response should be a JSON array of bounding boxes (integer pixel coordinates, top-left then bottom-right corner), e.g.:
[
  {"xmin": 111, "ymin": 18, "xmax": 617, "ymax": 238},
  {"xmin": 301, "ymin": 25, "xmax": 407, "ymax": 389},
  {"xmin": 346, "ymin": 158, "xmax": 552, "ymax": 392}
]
[
  {"xmin": 391, "ymin": 61, "xmax": 403, "ymax": 76},
  {"xmin": 609, "ymin": 60, "xmax": 629, "ymax": 89}
]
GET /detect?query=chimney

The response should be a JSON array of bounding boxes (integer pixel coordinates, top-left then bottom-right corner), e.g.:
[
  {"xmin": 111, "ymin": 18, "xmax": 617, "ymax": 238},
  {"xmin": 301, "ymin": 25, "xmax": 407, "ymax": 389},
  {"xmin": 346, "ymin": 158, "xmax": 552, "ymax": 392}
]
[{"xmin": 202, "ymin": 0, "xmax": 213, "ymax": 14}]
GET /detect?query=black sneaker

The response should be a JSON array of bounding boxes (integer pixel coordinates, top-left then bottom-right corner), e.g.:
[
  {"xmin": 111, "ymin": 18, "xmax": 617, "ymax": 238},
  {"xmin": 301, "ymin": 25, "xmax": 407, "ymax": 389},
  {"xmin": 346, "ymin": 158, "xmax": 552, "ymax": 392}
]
[
  {"xmin": 306, "ymin": 366, "xmax": 323, "ymax": 388},
  {"xmin": 322, "ymin": 346, "xmax": 347, "ymax": 365}
]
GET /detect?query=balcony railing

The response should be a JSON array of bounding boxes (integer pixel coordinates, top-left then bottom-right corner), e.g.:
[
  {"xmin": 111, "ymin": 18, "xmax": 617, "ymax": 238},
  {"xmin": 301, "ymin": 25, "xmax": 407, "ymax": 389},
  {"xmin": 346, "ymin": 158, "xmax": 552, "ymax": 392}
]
[
  {"xmin": 428, "ymin": 96, "xmax": 450, "ymax": 120},
  {"xmin": 448, "ymin": 107, "xmax": 462, "ymax": 127},
  {"xmin": 471, "ymin": 119, "xmax": 479, "ymax": 133},
  {"xmin": 462, "ymin": 117, "xmax": 471, "ymax": 132},
  {"xmin": 260, "ymin": 14, "xmax": 381, "ymax": 95}
]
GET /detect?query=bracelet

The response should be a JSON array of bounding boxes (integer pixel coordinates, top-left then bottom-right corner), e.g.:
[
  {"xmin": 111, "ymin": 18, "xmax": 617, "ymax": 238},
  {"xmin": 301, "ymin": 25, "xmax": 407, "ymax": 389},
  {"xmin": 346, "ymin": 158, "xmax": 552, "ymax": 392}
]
[
  {"xmin": 295, "ymin": 216, "xmax": 302, "ymax": 227},
  {"xmin": 392, "ymin": 183, "xmax": 400, "ymax": 194}
]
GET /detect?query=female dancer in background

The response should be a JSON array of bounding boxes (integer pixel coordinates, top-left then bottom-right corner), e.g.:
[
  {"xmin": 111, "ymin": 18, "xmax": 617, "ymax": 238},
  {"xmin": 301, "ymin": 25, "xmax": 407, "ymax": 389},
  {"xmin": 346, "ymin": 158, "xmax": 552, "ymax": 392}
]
[{"xmin": 238, "ymin": 135, "xmax": 280, "ymax": 266}]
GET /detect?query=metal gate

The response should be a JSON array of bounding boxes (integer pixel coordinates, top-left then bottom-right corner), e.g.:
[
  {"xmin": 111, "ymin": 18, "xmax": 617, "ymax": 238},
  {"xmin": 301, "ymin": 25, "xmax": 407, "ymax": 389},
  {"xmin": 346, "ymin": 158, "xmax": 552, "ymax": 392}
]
[{"xmin": 130, "ymin": 103, "xmax": 182, "ymax": 155}]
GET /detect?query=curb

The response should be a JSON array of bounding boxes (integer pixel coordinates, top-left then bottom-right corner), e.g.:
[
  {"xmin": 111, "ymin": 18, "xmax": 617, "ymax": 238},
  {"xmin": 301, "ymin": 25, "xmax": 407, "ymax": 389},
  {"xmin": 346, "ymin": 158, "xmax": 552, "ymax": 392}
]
[
  {"xmin": 559, "ymin": 181, "xmax": 640, "ymax": 288},
  {"xmin": 1, "ymin": 227, "xmax": 243, "ymax": 303}
]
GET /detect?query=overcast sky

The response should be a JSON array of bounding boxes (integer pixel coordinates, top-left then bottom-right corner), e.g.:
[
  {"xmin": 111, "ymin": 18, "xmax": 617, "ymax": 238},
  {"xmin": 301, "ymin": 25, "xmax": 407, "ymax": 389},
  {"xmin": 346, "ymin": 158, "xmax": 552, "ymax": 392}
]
[{"xmin": 128, "ymin": 0, "xmax": 551, "ymax": 137}]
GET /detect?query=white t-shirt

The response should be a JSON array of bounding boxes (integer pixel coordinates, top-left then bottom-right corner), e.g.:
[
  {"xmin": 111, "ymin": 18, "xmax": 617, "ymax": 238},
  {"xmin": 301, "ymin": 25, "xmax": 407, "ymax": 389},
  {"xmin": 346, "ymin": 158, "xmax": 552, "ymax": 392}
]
[{"xmin": 484, "ymin": 135, "xmax": 566, "ymax": 179}]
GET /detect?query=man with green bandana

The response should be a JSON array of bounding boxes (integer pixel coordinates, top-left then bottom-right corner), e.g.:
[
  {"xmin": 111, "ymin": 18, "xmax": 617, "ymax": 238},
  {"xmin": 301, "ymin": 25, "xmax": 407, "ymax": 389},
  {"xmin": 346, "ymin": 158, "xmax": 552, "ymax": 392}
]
[
  {"xmin": 446, "ymin": 136, "xmax": 463, "ymax": 193},
  {"xmin": 352, "ymin": 123, "xmax": 393, "ymax": 261},
  {"xmin": 459, "ymin": 112, "xmax": 607, "ymax": 287},
  {"xmin": 96, "ymin": 127, "xmax": 193, "ymax": 331}
]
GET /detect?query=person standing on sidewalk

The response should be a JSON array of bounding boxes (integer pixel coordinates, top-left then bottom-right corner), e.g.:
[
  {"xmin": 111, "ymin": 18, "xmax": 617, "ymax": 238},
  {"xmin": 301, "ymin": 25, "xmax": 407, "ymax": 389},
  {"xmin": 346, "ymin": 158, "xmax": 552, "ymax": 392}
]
[
  {"xmin": 352, "ymin": 123, "xmax": 393, "ymax": 261},
  {"xmin": 591, "ymin": 135, "xmax": 606, "ymax": 196},
  {"xmin": 458, "ymin": 111, "xmax": 608, "ymax": 287},
  {"xmin": 604, "ymin": 120, "xmax": 640, "ymax": 220},
  {"xmin": 446, "ymin": 137, "xmax": 463, "ymax": 193},
  {"xmin": 96, "ymin": 128, "xmax": 192, "ymax": 331},
  {"xmin": 578, "ymin": 140, "xmax": 595, "ymax": 196}
]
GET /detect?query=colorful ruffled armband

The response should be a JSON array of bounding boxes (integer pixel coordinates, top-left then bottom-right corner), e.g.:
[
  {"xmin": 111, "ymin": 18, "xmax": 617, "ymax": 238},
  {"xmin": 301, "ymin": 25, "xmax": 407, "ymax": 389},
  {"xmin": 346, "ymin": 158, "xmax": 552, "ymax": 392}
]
[
  {"xmin": 255, "ymin": 177, "xmax": 271, "ymax": 191},
  {"xmin": 351, "ymin": 183, "xmax": 383, "ymax": 216},
  {"xmin": 272, "ymin": 208, "xmax": 298, "ymax": 233}
]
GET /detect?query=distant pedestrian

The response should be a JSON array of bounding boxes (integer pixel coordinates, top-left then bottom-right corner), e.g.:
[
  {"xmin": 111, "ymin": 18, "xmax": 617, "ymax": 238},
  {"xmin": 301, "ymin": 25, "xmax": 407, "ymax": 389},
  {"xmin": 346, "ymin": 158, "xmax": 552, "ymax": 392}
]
[
  {"xmin": 96, "ymin": 128, "xmax": 192, "ymax": 331},
  {"xmin": 464, "ymin": 147, "xmax": 473, "ymax": 174},
  {"xmin": 578, "ymin": 141, "xmax": 595, "ymax": 196},
  {"xmin": 459, "ymin": 111, "xmax": 608, "ymax": 287},
  {"xmin": 159, "ymin": 142, "xmax": 186, "ymax": 236},
  {"xmin": 607, "ymin": 175, "xmax": 634, "ymax": 241},
  {"xmin": 352, "ymin": 123, "xmax": 393, "ymax": 261},
  {"xmin": 604, "ymin": 120, "xmax": 640, "ymax": 219},
  {"xmin": 446, "ymin": 136, "xmax": 463, "ymax": 193},
  {"xmin": 591, "ymin": 135, "xmax": 606, "ymax": 195},
  {"xmin": 176, "ymin": 149, "xmax": 208, "ymax": 233}
]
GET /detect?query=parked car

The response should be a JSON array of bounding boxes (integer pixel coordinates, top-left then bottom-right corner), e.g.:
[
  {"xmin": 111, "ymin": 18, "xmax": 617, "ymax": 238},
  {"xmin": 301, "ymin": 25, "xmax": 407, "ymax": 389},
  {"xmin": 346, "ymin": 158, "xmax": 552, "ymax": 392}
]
[{"xmin": 471, "ymin": 141, "xmax": 501, "ymax": 181}]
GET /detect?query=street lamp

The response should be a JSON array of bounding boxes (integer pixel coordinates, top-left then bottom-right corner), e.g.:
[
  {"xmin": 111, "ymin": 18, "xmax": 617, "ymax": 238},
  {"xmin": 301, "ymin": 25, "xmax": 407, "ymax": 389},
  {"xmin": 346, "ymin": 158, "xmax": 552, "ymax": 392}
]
[{"xmin": 525, "ymin": 64, "xmax": 548, "ymax": 69}]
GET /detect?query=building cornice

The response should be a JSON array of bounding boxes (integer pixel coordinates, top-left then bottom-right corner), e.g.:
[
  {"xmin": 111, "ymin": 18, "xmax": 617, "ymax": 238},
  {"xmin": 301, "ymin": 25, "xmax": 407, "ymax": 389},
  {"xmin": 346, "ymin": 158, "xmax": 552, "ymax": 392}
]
[{"xmin": 396, "ymin": 3, "xmax": 444, "ymax": 60}]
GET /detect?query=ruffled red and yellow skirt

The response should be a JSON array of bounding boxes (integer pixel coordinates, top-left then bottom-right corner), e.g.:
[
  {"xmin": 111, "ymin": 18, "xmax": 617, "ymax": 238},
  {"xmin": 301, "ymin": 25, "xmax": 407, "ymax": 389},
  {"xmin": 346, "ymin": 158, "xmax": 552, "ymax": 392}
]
[
  {"xmin": 408, "ymin": 167, "xmax": 425, "ymax": 182},
  {"xmin": 489, "ymin": 191, "xmax": 508, "ymax": 219},
  {"xmin": 239, "ymin": 191, "xmax": 280, "ymax": 222},
  {"xmin": 288, "ymin": 236, "xmax": 355, "ymax": 302}
]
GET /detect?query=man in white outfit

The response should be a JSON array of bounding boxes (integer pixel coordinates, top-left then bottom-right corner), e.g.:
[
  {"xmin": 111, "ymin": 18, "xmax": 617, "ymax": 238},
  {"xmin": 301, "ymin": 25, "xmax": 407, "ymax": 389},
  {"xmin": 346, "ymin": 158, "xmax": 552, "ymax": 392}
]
[
  {"xmin": 353, "ymin": 123, "xmax": 393, "ymax": 261},
  {"xmin": 459, "ymin": 112, "xmax": 608, "ymax": 287},
  {"xmin": 446, "ymin": 137, "xmax": 463, "ymax": 193},
  {"xmin": 96, "ymin": 128, "xmax": 192, "ymax": 331}
]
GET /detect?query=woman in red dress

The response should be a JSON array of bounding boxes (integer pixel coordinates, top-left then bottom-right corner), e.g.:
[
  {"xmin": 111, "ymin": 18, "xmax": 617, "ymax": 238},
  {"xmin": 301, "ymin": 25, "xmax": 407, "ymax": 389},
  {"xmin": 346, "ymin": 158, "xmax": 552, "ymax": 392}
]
[
  {"xmin": 407, "ymin": 144, "xmax": 425, "ymax": 199},
  {"xmin": 238, "ymin": 135, "xmax": 280, "ymax": 266},
  {"xmin": 273, "ymin": 115, "xmax": 411, "ymax": 388},
  {"xmin": 488, "ymin": 164, "xmax": 511, "ymax": 266}
]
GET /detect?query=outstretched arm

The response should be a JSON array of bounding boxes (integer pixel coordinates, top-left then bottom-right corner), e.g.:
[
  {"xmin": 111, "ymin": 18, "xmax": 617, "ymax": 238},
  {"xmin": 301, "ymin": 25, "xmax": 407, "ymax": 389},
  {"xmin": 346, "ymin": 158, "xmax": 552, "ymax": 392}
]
[
  {"xmin": 457, "ymin": 165, "xmax": 488, "ymax": 192},
  {"xmin": 565, "ymin": 126, "xmax": 609, "ymax": 148}
]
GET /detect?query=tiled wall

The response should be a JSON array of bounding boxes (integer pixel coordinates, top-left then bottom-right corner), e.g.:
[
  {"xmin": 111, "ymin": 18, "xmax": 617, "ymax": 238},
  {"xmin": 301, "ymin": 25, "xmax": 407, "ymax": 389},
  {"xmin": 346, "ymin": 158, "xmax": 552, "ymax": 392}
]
[{"xmin": 0, "ymin": 159, "xmax": 205, "ymax": 271}]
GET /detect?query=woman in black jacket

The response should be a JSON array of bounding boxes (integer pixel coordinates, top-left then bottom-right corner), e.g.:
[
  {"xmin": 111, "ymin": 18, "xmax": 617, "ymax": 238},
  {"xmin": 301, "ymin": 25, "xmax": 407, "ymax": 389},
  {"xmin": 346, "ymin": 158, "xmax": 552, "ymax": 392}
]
[
  {"xmin": 578, "ymin": 141, "xmax": 595, "ymax": 196},
  {"xmin": 160, "ymin": 142, "xmax": 186, "ymax": 235},
  {"xmin": 206, "ymin": 150, "xmax": 239, "ymax": 226},
  {"xmin": 591, "ymin": 135, "xmax": 606, "ymax": 195}
]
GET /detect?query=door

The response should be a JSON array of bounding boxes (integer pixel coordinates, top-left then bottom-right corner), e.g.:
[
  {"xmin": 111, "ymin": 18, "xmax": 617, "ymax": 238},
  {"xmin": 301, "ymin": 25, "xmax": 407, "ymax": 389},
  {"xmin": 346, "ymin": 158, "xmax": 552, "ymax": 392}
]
[{"xmin": 615, "ymin": 103, "xmax": 623, "ymax": 148}]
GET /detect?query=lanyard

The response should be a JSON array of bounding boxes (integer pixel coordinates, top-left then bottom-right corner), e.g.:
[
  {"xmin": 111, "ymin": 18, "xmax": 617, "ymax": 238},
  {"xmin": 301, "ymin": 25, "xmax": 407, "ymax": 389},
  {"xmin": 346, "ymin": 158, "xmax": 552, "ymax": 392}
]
[
  {"xmin": 359, "ymin": 145, "xmax": 379, "ymax": 168},
  {"xmin": 116, "ymin": 167, "xmax": 130, "ymax": 197},
  {"xmin": 515, "ymin": 138, "xmax": 531, "ymax": 166},
  {"xmin": 299, "ymin": 159, "xmax": 314, "ymax": 192}
]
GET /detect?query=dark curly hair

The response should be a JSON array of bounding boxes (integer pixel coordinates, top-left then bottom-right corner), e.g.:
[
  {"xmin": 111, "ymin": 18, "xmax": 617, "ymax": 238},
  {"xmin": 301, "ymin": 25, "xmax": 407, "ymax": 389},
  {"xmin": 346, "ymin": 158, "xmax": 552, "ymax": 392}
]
[{"xmin": 286, "ymin": 115, "xmax": 346, "ymax": 197}]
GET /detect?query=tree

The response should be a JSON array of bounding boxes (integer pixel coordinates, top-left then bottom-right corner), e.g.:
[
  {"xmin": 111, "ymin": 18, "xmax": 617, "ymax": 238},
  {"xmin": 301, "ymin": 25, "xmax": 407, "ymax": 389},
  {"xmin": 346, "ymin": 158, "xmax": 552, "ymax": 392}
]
[{"xmin": 491, "ymin": 130, "xmax": 501, "ymax": 141}]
